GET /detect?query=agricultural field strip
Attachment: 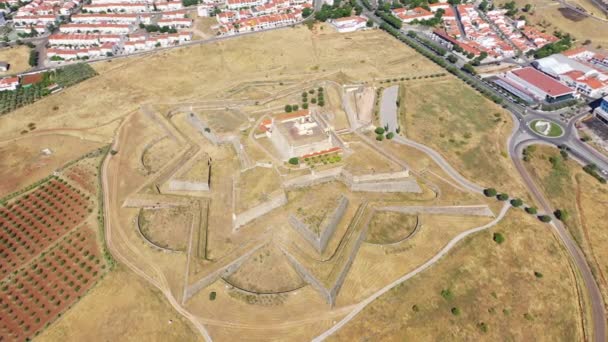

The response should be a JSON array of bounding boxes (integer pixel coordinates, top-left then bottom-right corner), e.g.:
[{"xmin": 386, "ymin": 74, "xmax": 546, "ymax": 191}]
[
  {"xmin": 0, "ymin": 225, "xmax": 105, "ymax": 340},
  {"xmin": 0, "ymin": 177, "xmax": 93, "ymax": 280},
  {"xmin": 313, "ymin": 203, "xmax": 511, "ymax": 341}
]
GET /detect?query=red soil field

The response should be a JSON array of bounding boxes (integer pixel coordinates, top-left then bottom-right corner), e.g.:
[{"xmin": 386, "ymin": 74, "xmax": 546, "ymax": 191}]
[
  {"xmin": 0, "ymin": 225, "xmax": 105, "ymax": 341},
  {"xmin": 0, "ymin": 177, "xmax": 93, "ymax": 279}
]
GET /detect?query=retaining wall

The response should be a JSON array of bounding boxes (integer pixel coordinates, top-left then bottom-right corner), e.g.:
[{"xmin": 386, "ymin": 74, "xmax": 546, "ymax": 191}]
[
  {"xmin": 288, "ymin": 195, "xmax": 348, "ymax": 254},
  {"xmin": 232, "ymin": 191, "xmax": 288, "ymax": 230},
  {"xmin": 184, "ymin": 243, "xmax": 265, "ymax": 301}
]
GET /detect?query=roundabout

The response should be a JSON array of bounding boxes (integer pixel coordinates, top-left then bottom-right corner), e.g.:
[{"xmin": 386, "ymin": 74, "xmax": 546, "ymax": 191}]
[{"xmin": 529, "ymin": 119, "xmax": 564, "ymax": 138}]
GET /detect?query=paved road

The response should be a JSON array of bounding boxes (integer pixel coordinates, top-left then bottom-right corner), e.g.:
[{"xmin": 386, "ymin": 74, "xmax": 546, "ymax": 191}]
[
  {"xmin": 392, "ymin": 135, "xmax": 484, "ymax": 193},
  {"xmin": 511, "ymin": 136, "xmax": 607, "ymax": 342},
  {"xmin": 313, "ymin": 203, "xmax": 511, "ymax": 341},
  {"xmin": 378, "ymin": 85, "xmax": 399, "ymax": 133}
]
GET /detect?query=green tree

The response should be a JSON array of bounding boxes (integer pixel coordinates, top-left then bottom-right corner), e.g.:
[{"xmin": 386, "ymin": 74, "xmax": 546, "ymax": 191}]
[
  {"xmin": 538, "ymin": 215, "xmax": 552, "ymax": 223},
  {"xmin": 285, "ymin": 104, "xmax": 293, "ymax": 112},
  {"xmin": 493, "ymin": 232, "xmax": 505, "ymax": 244},
  {"xmin": 510, "ymin": 198, "xmax": 523, "ymax": 207},
  {"xmin": 288, "ymin": 157, "xmax": 299, "ymax": 165},
  {"xmin": 386, "ymin": 132, "xmax": 394, "ymax": 139},
  {"xmin": 497, "ymin": 193, "xmax": 509, "ymax": 201},
  {"xmin": 554, "ymin": 209, "xmax": 569, "ymax": 221},
  {"xmin": 525, "ymin": 206, "xmax": 537, "ymax": 215},
  {"xmin": 447, "ymin": 54, "xmax": 458, "ymax": 63},
  {"xmin": 483, "ymin": 188, "xmax": 497, "ymax": 197}
]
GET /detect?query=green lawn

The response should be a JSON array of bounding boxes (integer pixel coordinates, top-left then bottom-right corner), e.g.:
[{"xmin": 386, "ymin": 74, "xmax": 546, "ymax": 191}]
[{"xmin": 530, "ymin": 120, "xmax": 564, "ymax": 138}]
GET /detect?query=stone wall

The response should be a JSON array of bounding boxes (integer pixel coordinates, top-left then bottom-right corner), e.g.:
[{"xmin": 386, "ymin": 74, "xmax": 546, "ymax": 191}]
[
  {"xmin": 280, "ymin": 246, "xmax": 333, "ymax": 304},
  {"xmin": 184, "ymin": 243, "xmax": 265, "ymax": 301},
  {"xmin": 232, "ymin": 190, "xmax": 288, "ymax": 230},
  {"xmin": 288, "ymin": 195, "xmax": 348, "ymax": 254},
  {"xmin": 318, "ymin": 195, "xmax": 348, "ymax": 253}
]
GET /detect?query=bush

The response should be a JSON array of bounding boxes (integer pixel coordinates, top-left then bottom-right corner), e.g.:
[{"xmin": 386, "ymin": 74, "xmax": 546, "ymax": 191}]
[
  {"xmin": 538, "ymin": 215, "xmax": 552, "ymax": 223},
  {"xmin": 478, "ymin": 322, "xmax": 488, "ymax": 333},
  {"xmin": 554, "ymin": 209, "xmax": 569, "ymax": 221},
  {"xmin": 374, "ymin": 127, "xmax": 385, "ymax": 135},
  {"xmin": 451, "ymin": 307, "xmax": 461, "ymax": 316},
  {"xmin": 483, "ymin": 188, "xmax": 497, "ymax": 197},
  {"xmin": 497, "ymin": 193, "xmax": 509, "ymax": 201},
  {"xmin": 386, "ymin": 132, "xmax": 394, "ymax": 139},
  {"xmin": 510, "ymin": 198, "xmax": 523, "ymax": 207},
  {"xmin": 284, "ymin": 104, "xmax": 292, "ymax": 112},
  {"xmin": 209, "ymin": 291, "xmax": 216, "ymax": 300},
  {"xmin": 288, "ymin": 157, "xmax": 299, "ymax": 165},
  {"xmin": 534, "ymin": 271, "xmax": 543, "ymax": 278},
  {"xmin": 493, "ymin": 232, "xmax": 505, "ymax": 244},
  {"xmin": 376, "ymin": 134, "xmax": 384, "ymax": 141},
  {"xmin": 440, "ymin": 288, "xmax": 453, "ymax": 300},
  {"xmin": 525, "ymin": 206, "xmax": 537, "ymax": 215}
]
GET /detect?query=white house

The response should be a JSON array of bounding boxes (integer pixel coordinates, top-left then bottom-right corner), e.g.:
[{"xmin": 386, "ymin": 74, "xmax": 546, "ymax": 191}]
[{"xmin": 0, "ymin": 77, "xmax": 19, "ymax": 91}]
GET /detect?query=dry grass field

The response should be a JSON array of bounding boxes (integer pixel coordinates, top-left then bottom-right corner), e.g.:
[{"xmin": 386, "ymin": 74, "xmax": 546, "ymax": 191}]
[
  {"xmin": 0, "ymin": 46, "xmax": 31, "ymax": 75},
  {"xmin": 366, "ymin": 211, "xmax": 418, "ymax": 244},
  {"xmin": 139, "ymin": 207, "xmax": 192, "ymax": 251},
  {"xmin": 507, "ymin": 0, "xmax": 608, "ymax": 47},
  {"xmin": 38, "ymin": 266, "xmax": 202, "ymax": 342},
  {"xmin": 524, "ymin": 145, "xmax": 608, "ymax": 310},
  {"xmin": 331, "ymin": 210, "xmax": 583, "ymax": 341},
  {"xmin": 400, "ymin": 78, "xmax": 527, "ymax": 197},
  {"xmin": 0, "ymin": 25, "xmax": 440, "ymax": 142},
  {"xmin": 0, "ymin": 134, "xmax": 103, "ymax": 196},
  {"xmin": 235, "ymin": 166, "xmax": 282, "ymax": 213}
]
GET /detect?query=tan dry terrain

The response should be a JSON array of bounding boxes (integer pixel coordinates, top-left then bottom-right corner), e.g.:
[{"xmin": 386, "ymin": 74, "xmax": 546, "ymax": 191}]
[
  {"xmin": 508, "ymin": 0, "xmax": 608, "ymax": 47},
  {"xmin": 524, "ymin": 145, "xmax": 608, "ymax": 312},
  {"xmin": 331, "ymin": 210, "xmax": 583, "ymax": 341},
  {"xmin": 0, "ymin": 26, "xmax": 440, "ymax": 142},
  {"xmin": 0, "ymin": 46, "xmax": 31, "ymax": 75},
  {"xmin": 38, "ymin": 266, "xmax": 202, "ymax": 342},
  {"xmin": 400, "ymin": 78, "xmax": 527, "ymax": 197}
]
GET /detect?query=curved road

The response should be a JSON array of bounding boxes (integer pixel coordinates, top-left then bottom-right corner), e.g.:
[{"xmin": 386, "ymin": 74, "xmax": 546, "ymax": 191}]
[{"xmin": 512, "ymin": 137, "xmax": 606, "ymax": 342}]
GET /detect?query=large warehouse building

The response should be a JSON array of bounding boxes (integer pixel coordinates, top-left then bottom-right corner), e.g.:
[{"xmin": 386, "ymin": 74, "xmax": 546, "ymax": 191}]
[{"xmin": 494, "ymin": 67, "xmax": 576, "ymax": 103}]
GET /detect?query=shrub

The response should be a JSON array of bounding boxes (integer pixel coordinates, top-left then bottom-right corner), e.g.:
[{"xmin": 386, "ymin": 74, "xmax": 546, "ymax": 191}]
[
  {"xmin": 209, "ymin": 291, "xmax": 216, "ymax": 300},
  {"xmin": 376, "ymin": 134, "xmax": 384, "ymax": 141},
  {"xmin": 284, "ymin": 104, "xmax": 292, "ymax": 112},
  {"xmin": 483, "ymin": 188, "xmax": 497, "ymax": 197},
  {"xmin": 538, "ymin": 215, "xmax": 552, "ymax": 223},
  {"xmin": 493, "ymin": 232, "xmax": 505, "ymax": 244},
  {"xmin": 440, "ymin": 289, "xmax": 453, "ymax": 300},
  {"xmin": 534, "ymin": 271, "xmax": 543, "ymax": 278},
  {"xmin": 288, "ymin": 157, "xmax": 299, "ymax": 165},
  {"xmin": 478, "ymin": 322, "xmax": 488, "ymax": 333},
  {"xmin": 497, "ymin": 193, "xmax": 509, "ymax": 201},
  {"xmin": 412, "ymin": 304, "xmax": 419, "ymax": 312},
  {"xmin": 386, "ymin": 132, "xmax": 394, "ymax": 139},
  {"xmin": 451, "ymin": 307, "xmax": 461, "ymax": 316},
  {"xmin": 554, "ymin": 209, "xmax": 569, "ymax": 221},
  {"xmin": 525, "ymin": 206, "xmax": 537, "ymax": 215},
  {"xmin": 510, "ymin": 198, "xmax": 523, "ymax": 207},
  {"xmin": 374, "ymin": 127, "xmax": 385, "ymax": 135}
]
